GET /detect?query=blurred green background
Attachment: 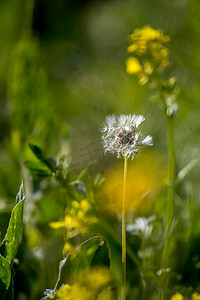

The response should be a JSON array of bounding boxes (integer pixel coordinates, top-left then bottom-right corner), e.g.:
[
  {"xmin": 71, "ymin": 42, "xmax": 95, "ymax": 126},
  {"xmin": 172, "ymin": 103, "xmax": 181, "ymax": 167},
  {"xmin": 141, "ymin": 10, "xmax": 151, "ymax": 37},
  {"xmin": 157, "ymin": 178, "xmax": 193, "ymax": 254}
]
[{"xmin": 1, "ymin": 0, "xmax": 200, "ymax": 299}]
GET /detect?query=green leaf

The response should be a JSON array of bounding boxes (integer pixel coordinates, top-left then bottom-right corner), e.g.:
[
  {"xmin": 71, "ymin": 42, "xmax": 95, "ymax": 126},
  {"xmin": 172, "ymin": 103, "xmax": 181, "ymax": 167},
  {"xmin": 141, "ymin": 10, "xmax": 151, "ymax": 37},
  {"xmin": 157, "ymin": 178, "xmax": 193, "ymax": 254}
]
[
  {"xmin": 29, "ymin": 144, "xmax": 57, "ymax": 172},
  {"xmin": 177, "ymin": 159, "xmax": 199, "ymax": 184},
  {"xmin": 0, "ymin": 266, "xmax": 14, "ymax": 300},
  {"xmin": 28, "ymin": 143, "xmax": 47, "ymax": 162},
  {"xmin": 90, "ymin": 234, "xmax": 111, "ymax": 268},
  {"xmin": 70, "ymin": 181, "xmax": 86, "ymax": 195},
  {"xmin": 54, "ymin": 235, "xmax": 108, "ymax": 290},
  {"xmin": 24, "ymin": 161, "xmax": 49, "ymax": 172},
  {"xmin": 4, "ymin": 182, "xmax": 26, "ymax": 263},
  {"xmin": 0, "ymin": 255, "xmax": 11, "ymax": 289},
  {"xmin": 77, "ymin": 160, "xmax": 97, "ymax": 181}
]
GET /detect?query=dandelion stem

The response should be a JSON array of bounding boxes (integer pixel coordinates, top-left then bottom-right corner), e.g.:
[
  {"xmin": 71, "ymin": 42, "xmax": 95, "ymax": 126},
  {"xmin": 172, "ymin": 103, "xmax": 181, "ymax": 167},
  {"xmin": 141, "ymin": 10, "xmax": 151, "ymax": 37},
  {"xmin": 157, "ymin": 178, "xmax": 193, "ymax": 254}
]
[{"xmin": 122, "ymin": 157, "xmax": 128, "ymax": 300}]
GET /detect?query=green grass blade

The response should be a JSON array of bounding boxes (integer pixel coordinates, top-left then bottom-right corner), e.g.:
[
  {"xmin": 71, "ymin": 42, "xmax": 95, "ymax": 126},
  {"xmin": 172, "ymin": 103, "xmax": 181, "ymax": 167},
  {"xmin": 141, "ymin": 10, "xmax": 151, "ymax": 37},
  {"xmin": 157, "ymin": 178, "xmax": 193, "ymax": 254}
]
[
  {"xmin": 0, "ymin": 255, "xmax": 11, "ymax": 289},
  {"xmin": 4, "ymin": 182, "xmax": 26, "ymax": 263}
]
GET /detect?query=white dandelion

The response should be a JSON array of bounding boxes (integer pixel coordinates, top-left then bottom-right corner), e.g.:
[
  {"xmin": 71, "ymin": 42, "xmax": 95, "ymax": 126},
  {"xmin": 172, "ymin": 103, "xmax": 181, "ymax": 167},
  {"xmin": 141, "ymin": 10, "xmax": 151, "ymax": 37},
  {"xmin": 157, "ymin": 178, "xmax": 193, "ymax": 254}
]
[{"xmin": 101, "ymin": 114, "xmax": 153, "ymax": 159}]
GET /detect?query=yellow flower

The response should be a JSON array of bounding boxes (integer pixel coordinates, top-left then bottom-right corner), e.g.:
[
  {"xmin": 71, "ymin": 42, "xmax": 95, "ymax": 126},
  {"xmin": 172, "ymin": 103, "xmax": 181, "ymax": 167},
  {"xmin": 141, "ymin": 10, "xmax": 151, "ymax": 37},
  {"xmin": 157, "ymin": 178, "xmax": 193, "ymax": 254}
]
[
  {"xmin": 170, "ymin": 293, "xmax": 184, "ymax": 300},
  {"xmin": 63, "ymin": 242, "xmax": 74, "ymax": 255},
  {"xmin": 127, "ymin": 44, "xmax": 138, "ymax": 53},
  {"xmin": 85, "ymin": 267, "xmax": 111, "ymax": 289},
  {"xmin": 126, "ymin": 26, "xmax": 171, "ymax": 83},
  {"xmin": 140, "ymin": 27, "xmax": 161, "ymax": 41},
  {"xmin": 57, "ymin": 284, "xmax": 72, "ymax": 299},
  {"xmin": 80, "ymin": 199, "xmax": 91, "ymax": 212},
  {"xmin": 101, "ymin": 151, "xmax": 165, "ymax": 214},
  {"xmin": 57, "ymin": 283, "xmax": 92, "ymax": 300},
  {"xmin": 49, "ymin": 198, "xmax": 96, "ymax": 239},
  {"xmin": 72, "ymin": 200, "xmax": 80, "ymax": 208},
  {"xmin": 56, "ymin": 267, "xmax": 112, "ymax": 300},
  {"xmin": 192, "ymin": 292, "xmax": 200, "ymax": 300},
  {"xmin": 144, "ymin": 61, "xmax": 153, "ymax": 75},
  {"xmin": 126, "ymin": 57, "xmax": 142, "ymax": 74},
  {"xmin": 49, "ymin": 221, "xmax": 65, "ymax": 229},
  {"xmin": 138, "ymin": 72, "xmax": 149, "ymax": 85}
]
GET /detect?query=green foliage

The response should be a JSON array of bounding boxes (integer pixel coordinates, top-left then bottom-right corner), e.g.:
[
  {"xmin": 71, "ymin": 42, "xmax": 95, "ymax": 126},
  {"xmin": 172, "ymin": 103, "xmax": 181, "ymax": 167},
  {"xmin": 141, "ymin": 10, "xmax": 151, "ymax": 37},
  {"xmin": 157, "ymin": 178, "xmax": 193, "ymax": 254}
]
[
  {"xmin": 0, "ymin": 182, "xmax": 26, "ymax": 299},
  {"xmin": 28, "ymin": 144, "xmax": 57, "ymax": 173},
  {"xmin": 26, "ymin": 143, "xmax": 88, "ymax": 201},
  {"xmin": 4, "ymin": 183, "xmax": 26, "ymax": 262},
  {"xmin": 8, "ymin": 38, "xmax": 48, "ymax": 136},
  {"xmin": 41, "ymin": 235, "xmax": 112, "ymax": 300},
  {"xmin": 1, "ymin": 0, "xmax": 200, "ymax": 299},
  {"xmin": 0, "ymin": 255, "xmax": 11, "ymax": 289},
  {"xmin": 54, "ymin": 234, "xmax": 110, "ymax": 290}
]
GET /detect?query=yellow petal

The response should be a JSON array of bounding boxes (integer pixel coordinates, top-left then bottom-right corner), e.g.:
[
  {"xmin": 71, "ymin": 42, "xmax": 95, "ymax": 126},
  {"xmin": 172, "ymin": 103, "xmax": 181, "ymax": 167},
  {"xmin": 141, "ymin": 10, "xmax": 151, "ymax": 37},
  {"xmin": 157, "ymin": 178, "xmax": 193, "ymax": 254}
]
[
  {"xmin": 126, "ymin": 57, "xmax": 142, "ymax": 74},
  {"xmin": 127, "ymin": 44, "xmax": 138, "ymax": 53},
  {"xmin": 170, "ymin": 293, "xmax": 184, "ymax": 300},
  {"xmin": 192, "ymin": 292, "xmax": 200, "ymax": 300},
  {"xmin": 49, "ymin": 221, "xmax": 65, "ymax": 229}
]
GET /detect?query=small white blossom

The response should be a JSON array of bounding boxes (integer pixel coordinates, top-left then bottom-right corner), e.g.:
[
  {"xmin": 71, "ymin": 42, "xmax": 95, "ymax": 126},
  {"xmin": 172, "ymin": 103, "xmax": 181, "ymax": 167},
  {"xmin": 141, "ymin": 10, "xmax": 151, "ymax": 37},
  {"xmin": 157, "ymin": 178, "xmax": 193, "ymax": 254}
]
[
  {"xmin": 126, "ymin": 215, "xmax": 155, "ymax": 238},
  {"xmin": 101, "ymin": 114, "xmax": 153, "ymax": 159}
]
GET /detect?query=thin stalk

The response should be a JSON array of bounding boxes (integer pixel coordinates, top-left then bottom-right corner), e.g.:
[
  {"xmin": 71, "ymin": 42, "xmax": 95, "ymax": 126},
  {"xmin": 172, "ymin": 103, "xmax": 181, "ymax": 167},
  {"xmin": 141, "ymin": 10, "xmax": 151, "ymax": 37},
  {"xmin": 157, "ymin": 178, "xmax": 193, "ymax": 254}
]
[
  {"xmin": 161, "ymin": 115, "xmax": 175, "ymax": 298},
  {"xmin": 122, "ymin": 157, "xmax": 128, "ymax": 300}
]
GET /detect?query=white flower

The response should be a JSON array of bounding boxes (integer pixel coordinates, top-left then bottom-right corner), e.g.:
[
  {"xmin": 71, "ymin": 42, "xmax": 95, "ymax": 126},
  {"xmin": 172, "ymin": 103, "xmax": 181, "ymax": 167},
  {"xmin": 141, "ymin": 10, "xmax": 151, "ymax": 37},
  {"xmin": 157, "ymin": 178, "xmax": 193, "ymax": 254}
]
[
  {"xmin": 126, "ymin": 216, "xmax": 155, "ymax": 238},
  {"xmin": 101, "ymin": 114, "xmax": 153, "ymax": 159}
]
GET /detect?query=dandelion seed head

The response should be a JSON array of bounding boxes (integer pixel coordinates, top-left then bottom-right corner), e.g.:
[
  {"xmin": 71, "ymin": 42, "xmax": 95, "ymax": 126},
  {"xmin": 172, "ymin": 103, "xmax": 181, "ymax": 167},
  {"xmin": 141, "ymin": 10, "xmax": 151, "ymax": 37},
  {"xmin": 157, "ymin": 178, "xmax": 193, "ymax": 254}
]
[{"xmin": 101, "ymin": 114, "xmax": 153, "ymax": 159}]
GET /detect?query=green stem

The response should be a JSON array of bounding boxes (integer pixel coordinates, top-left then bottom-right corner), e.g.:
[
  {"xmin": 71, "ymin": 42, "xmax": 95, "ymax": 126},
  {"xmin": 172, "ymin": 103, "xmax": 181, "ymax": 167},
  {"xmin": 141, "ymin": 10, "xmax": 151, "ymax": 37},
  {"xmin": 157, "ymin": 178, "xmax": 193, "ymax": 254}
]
[
  {"xmin": 122, "ymin": 157, "xmax": 128, "ymax": 300},
  {"xmin": 161, "ymin": 115, "xmax": 175, "ymax": 298}
]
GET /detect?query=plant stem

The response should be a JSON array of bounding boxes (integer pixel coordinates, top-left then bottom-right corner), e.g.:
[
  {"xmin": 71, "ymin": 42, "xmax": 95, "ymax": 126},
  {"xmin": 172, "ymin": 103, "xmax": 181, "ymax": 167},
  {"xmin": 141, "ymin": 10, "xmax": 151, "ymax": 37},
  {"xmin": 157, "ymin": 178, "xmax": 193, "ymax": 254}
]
[
  {"xmin": 122, "ymin": 157, "xmax": 128, "ymax": 300},
  {"xmin": 161, "ymin": 115, "xmax": 175, "ymax": 298}
]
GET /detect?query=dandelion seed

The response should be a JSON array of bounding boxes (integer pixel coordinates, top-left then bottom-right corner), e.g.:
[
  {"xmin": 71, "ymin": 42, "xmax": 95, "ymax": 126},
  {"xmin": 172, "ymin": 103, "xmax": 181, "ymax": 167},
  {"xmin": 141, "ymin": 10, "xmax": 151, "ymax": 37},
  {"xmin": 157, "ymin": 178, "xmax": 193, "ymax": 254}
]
[{"xmin": 101, "ymin": 114, "xmax": 153, "ymax": 159}]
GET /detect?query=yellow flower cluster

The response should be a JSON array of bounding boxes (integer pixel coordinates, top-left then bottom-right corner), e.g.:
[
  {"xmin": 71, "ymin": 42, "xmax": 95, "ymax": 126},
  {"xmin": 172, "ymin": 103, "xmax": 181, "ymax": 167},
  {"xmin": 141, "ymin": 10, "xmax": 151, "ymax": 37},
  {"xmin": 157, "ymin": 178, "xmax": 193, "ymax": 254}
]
[
  {"xmin": 56, "ymin": 267, "xmax": 111, "ymax": 300},
  {"xmin": 57, "ymin": 283, "xmax": 91, "ymax": 300},
  {"xmin": 49, "ymin": 199, "xmax": 96, "ymax": 246},
  {"xmin": 192, "ymin": 292, "xmax": 200, "ymax": 300},
  {"xmin": 126, "ymin": 26, "xmax": 170, "ymax": 84},
  {"xmin": 170, "ymin": 293, "xmax": 184, "ymax": 300},
  {"xmin": 170, "ymin": 292, "xmax": 200, "ymax": 300}
]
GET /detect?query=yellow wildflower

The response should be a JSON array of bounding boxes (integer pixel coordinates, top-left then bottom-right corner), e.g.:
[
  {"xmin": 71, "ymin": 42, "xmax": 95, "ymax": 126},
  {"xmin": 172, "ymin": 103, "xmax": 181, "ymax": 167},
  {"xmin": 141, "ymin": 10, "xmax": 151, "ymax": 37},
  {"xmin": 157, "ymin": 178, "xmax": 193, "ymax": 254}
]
[
  {"xmin": 72, "ymin": 200, "xmax": 80, "ymax": 208},
  {"xmin": 127, "ymin": 44, "xmax": 138, "ymax": 53},
  {"xmin": 63, "ymin": 242, "xmax": 74, "ymax": 255},
  {"xmin": 80, "ymin": 199, "xmax": 91, "ymax": 212},
  {"xmin": 56, "ymin": 267, "xmax": 111, "ymax": 300},
  {"xmin": 57, "ymin": 283, "xmax": 91, "ymax": 300},
  {"xmin": 126, "ymin": 57, "xmax": 142, "ymax": 74},
  {"xmin": 126, "ymin": 26, "xmax": 171, "ymax": 83},
  {"xmin": 64, "ymin": 215, "xmax": 74, "ymax": 228},
  {"xmin": 170, "ymin": 293, "xmax": 184, "ymax": 300},
  {"xmin": 49, "ymin": 221, "xmax": 65, "ymax": 229},
  {"xmin": 138, "ymin": 72, "xmax": 149, "ymax": 85},
  {"xmin": 84, "ymin": 267, "xmax": 111, "ymax": 289},
  {"xmin": 101, "ymin": 151, "xmax": 165, "ymax": 214},
  {"xmin": 49, "ymin": 199, "xmax": 96, "ymax": 239},
  {"xmin": 144, "ymin": 61, "xmax": 153, "ymax": 75},
  {"xmin": 140, "ymin": 27, "xmax": 161, "ymax": 41},
  {"xmin": 57, "ymin": 284, "xmax": 72, "ymax": 299},
  {"xmin": 192, "ymin": 292, "xmax": 200, "ymax": 300}
]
